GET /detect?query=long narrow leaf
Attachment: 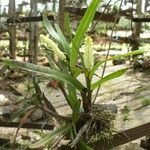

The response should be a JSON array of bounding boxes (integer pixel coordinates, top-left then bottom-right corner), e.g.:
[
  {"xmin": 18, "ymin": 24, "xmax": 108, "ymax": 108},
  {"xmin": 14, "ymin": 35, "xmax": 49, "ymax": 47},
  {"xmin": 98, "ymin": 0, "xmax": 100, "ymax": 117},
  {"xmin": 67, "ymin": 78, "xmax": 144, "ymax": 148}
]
[
  {"xmin": 1, "ymin": 59, "xmax": 84, "ymax": 91},
  {"xmin": 54, "ymin": 24, "xmax": 70, "ymax": 56},
  {"xmin": 42, "ymin": 13, "xmax": 59, "ymax": 42},
  {"xmin": 29, "ymin": 124, "xmax": 71, "ymax": 148},
  {"xmin": 43, "ymin": 14, "xmax": 70, "ymax": 56},
  {"xmin": 67, "ymin": 85, "xmax": 78, "ymax": 108},
  {"xmin": 67, "ymin": 92, "xmax": 81, "ymax": 121},
  {"xmin": 91, "ymin": 68, "xmax": 127, "ymax": 90},
  {"xmin": 90, "ymin": 49, "xmax": 144, "ymax": 79},
  {"xmin": 64, "ymin": 13, "xmax": 73, "ymax": 41},
  {"xmin": 43, "ymin": 48, "xmax": 59, "ymax": 70},
  {"xmin": 70, "ymin": 0, "xmax": 100, "ymax": 70},
  {"xmin": 112, "ymin": 49, "xmax": 144, "ymax": 60}
]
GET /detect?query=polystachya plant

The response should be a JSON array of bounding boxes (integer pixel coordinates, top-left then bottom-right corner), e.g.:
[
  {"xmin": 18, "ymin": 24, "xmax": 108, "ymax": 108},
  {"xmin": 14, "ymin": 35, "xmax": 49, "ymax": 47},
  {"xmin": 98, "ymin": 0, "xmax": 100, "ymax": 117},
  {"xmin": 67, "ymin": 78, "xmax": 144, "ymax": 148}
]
[{"xmin": 0, "ymin": 0, "xmax": 144, "ymax": 148}]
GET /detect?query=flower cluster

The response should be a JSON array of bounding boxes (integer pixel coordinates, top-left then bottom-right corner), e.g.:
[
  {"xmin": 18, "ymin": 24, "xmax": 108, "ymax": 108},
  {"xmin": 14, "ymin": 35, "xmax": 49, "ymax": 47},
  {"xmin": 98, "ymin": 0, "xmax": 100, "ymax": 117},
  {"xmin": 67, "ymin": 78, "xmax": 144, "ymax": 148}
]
[
  {"xmin": 40, "ymin": 34, "xmax": 66, "ymax": 61},
  {"xmin": 83, "ymin": 36, "xmax": 94, "ymax": 71}
]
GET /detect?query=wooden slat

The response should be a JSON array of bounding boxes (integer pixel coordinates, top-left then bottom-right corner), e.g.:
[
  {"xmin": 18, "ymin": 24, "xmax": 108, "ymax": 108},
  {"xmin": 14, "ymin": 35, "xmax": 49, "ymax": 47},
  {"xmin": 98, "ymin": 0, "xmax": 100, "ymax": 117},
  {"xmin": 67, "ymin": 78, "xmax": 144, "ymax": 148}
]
[
  {"xmin": 5, "ymin": 15, "xmax": 54, "ymax": 24},
  {"xmin": 92, "ymin": 122, "xmax": 150, "ymax": 150},
  {"xmin": 65, "ymin": 6, "xmax": 119, "ymax": 22},
  {"xmin": 0, "ymin": 121, "xmax": 54, "ymax": 130},
  {"xmin": 133, "ymin": 17, "xmax": 150, "ymax": 22}
]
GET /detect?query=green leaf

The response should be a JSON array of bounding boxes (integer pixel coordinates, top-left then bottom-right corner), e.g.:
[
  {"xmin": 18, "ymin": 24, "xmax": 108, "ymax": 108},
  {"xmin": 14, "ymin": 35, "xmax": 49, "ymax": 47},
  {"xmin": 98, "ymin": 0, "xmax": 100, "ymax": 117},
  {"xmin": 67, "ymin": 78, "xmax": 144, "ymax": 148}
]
[
  {"xmin": 91, "ymin": 68, "xmax": 127, "ymax": 90},
  {"xmin": 112, "ymin": 49, "xmax": 144, "ymax": 60},
  {"xmin": 42, "ymin": 13, "xmax": 59, "ymax": 42},
  {"xmin": 89, "ymin": 61, "xmax": 103, "ymax": 79},
  {"xmin": 29, "ymin": 124, "xmax": 71, "ymax": 148},
  {"xmin": 72, "ymin": 99, "xmax": 81, "ymax": 121},
  {"xmin": 54, "ymin": 24, "xmax": 70, "ymax": 56},
  {"xmin": 90, "ymin": 49, "xmax": 144, "ymax": 79},
  {"xmin": 66, "ymin": 84, "xmax": 81, "ymax": 121},
  {"xmin": 42, "ymin": 46, "xmax": 59, "ymax": 69},
  {"xmin": 67, "ymin": 92, "xmax": 81, "ymax": 121},
  {"xmin": 67, "ymin": 85, "xmax": 77, "ymax": 106},
  {"xmin": 43, "ymin": 14, "xmax": 70, "ymax": 57},
  {"xmin": 70, "ymin": 0, "xmax": 100, "ymax": 70},
  {"xmin": 79, "ymin": 141, "xmax": 94, "ymax": 150},
  {"xmin": 64, "ymin": 13, "xmax": 73, "ymax": 41},
  {"xmin": 1, "ymin": 59, "xmax": 84, "ymax": 91}
]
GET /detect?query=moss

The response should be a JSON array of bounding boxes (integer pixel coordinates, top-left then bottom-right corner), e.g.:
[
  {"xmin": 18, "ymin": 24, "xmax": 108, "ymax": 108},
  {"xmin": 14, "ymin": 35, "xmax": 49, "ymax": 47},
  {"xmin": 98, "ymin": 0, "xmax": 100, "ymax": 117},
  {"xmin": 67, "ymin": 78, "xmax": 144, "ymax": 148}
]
[
  {"xmin": 121, "ymin": 105, "xmax": 131, "ymax": 121},
  {"xmin": 141, "ymin": 99, "xmax": 150, "ymax": 107}
]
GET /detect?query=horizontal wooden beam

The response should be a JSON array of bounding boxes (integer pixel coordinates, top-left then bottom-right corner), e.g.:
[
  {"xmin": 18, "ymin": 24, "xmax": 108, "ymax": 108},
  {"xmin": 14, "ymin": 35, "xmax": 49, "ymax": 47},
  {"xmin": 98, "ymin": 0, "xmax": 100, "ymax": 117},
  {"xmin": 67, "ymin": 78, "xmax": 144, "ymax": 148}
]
[
  {"xmin": 133, "ymin": 17, "xmax": 150, "ymax": 22},
  {"xmin": 92, "ymin": 122, "xmax": 150, "ymax": 150},
  {"xmin": 65, "ymin": 7, "xmax": 120, "ymax": 23},
  {"xmin": 0, "ymin": 36, "xmax": 27, "ymax": 41},
  {"xmin": 6, "ymin": 15, "xmax": 54, "ymax": 24},
  {"xmin": 112, "ymin": 36, "xmax": 150, "ymax": 44},
  {"xmin": 0, "ymin": 121, "xmax": 54, "ymax": 130},
  {"xmin": 1, "ymin": 7, "xmax": 134, "ymax": 25},
  {"xmin": 65, "ymin": 7, "xmax": 134, "ymax": 23}
]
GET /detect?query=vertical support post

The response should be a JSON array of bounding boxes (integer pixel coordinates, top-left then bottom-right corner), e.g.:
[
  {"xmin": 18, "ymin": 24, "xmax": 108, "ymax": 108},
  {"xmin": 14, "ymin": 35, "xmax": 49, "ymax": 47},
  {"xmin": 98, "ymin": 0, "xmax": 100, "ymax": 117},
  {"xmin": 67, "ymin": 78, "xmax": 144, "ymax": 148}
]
[
  {"xmin": 29, "ymin": 0, "xmax": 38, "ymax": 64},
  {"xmin": 134, "ymin": 0, "xmax": 142, "ymax": 37},
  {"xmin": 59, "ymin": 0, "xmax": 66, "ymax": 33},
  {"xmin": 132, "ymin": 0, "xmax": 142, "ymax": 52},
  {"xmin": 52, "ymin": 0, "xmax": 56, "ymax": 12},
  {"xmin": 8, "ymin": 0, "xmax": 16, "ymax": 59},
  {"xmin": 0, "ymin": 1, "xmax": 2, "ymax": 16}
]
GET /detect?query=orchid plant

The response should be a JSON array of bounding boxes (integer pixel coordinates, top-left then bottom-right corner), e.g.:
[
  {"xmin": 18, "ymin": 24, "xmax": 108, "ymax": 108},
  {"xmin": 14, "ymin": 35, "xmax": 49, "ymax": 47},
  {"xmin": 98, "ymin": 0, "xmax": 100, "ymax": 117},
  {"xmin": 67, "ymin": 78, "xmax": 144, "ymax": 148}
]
[{"xmin": 0, "ymin": 0, "xmax": 144, "ymax": 149}]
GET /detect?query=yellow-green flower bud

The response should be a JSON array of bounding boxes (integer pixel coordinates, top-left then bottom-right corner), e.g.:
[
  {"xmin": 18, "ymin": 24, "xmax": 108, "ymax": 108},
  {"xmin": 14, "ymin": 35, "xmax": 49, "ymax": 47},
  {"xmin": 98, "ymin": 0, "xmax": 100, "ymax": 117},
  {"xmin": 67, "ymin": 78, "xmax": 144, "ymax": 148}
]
[
  {"xmin": 83, "ymin": 36, "xmax": 94, "ymax": 71},
  {"xmin": 40, "ymin": 34, "xmax": 66, "ymax": 61}
]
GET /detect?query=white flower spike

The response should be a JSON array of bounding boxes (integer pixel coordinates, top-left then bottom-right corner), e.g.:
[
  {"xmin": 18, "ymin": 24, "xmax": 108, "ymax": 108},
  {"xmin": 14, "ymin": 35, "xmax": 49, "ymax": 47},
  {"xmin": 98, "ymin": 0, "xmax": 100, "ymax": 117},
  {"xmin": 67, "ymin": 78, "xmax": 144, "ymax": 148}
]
[
  {"xmin": 40, "ymin": 34, "xmax": 66, "ymax": 61},
  {"xmin": 83, "ymin": 36, "xmax": 94, "ymax": 71}
]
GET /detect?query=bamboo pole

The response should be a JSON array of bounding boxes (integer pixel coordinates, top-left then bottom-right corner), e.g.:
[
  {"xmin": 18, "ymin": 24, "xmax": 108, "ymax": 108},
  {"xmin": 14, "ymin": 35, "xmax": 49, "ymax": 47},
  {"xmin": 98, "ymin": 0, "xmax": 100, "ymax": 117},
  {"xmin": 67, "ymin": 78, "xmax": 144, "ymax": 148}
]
[{"xmin": 8, "ymin": 0, "xmax": 16, "ymax": 59}]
